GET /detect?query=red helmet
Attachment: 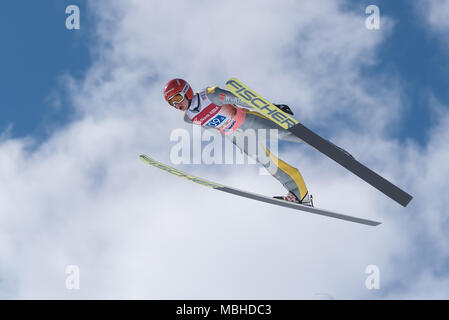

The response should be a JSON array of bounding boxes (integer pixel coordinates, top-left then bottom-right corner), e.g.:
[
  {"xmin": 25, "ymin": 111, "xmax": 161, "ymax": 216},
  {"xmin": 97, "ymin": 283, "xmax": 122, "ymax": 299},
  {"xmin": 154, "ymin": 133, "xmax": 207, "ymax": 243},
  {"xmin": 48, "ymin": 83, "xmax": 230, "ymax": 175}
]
[{"xmin": 163, "ymin": 79, "xmax": 194, "ymax": 105}]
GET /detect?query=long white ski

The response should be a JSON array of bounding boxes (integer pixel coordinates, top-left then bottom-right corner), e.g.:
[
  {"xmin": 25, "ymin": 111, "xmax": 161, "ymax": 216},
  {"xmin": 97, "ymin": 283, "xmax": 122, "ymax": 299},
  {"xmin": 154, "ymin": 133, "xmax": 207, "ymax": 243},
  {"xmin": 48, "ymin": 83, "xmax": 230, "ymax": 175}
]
[{"xmin": 139, "ymin": 154, "xmax": 381, "ymax": 226}]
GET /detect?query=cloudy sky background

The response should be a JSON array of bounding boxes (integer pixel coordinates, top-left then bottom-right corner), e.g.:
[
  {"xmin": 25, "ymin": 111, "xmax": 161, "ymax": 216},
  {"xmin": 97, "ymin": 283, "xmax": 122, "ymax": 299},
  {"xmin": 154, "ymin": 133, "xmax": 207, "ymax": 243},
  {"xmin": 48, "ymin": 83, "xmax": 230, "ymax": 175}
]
[{"xmin": 0, "ymin": 0, "xmax": 448, "ymax": 299}]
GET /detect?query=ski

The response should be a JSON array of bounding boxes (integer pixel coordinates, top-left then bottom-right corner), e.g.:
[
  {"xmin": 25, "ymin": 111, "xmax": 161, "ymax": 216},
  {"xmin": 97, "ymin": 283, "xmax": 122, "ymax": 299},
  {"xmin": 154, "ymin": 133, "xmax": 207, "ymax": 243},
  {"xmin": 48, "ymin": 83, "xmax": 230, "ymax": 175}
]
[
  {"xmin": 139, "ymin": 154, "xmax": 381, "ymax": 226},
  {"xmin": 225, "ymin": 78, "xmax": 413, "ymax": 207}
]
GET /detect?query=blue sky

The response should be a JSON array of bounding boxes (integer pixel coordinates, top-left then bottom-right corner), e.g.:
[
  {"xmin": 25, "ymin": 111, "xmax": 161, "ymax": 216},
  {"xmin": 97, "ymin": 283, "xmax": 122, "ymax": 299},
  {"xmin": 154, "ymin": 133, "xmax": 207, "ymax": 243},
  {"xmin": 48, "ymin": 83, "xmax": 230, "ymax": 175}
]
[
  {"xmin": 1, "ymin": 1, "xmax": 448, "ymax": 146},
  {"xmin": 0, "ymin": 0, "xmax": 90, "ymax": 140},
  {"xmin": 355, "ymin": 0, "xmax": 449, "ymax": 144},
  {"xmin": 1, "ymin": 1, "xmax": 449, "ymax": 299}
]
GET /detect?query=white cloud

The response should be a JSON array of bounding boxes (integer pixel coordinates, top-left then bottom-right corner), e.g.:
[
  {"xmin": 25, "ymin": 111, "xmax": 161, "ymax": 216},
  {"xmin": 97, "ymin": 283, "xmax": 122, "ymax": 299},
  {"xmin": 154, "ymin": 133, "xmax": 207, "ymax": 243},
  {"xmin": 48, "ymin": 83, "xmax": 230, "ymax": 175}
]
[
  {"xmin": 419, "ymin": 0, "xmax": 449, "ymax": 33},
  {"xmin": 416, "ymin": 0, "xmax": 449, "ymax": 51},
  {"xmin": 0, "ymin": 0, "xmax": 448, "ymax": 299}
]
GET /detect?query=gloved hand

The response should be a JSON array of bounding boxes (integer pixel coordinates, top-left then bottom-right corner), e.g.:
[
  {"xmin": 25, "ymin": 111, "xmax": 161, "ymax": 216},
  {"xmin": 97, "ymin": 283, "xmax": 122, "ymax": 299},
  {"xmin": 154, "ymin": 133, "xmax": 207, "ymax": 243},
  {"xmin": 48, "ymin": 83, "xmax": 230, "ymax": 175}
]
[{"xmin": 273, "ymin": 104, "xmax": 294, "ymax": 115}]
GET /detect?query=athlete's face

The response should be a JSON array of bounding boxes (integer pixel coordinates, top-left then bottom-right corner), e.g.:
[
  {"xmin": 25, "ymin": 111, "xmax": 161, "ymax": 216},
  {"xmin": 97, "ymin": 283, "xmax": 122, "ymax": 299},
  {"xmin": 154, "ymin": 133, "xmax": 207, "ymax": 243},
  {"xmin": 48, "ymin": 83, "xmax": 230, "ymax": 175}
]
[{"xmin": 173, "ymin": 98, "xmax": 189, "ymax": 111}]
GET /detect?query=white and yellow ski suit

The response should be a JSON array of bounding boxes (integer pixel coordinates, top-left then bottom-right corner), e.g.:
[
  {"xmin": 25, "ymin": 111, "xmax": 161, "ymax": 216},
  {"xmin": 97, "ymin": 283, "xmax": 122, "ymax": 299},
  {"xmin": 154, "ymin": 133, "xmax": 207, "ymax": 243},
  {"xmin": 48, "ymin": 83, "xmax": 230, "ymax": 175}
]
[{"xmin": 183, "ymin": 86, "xmax": 309, "ymax": 202}]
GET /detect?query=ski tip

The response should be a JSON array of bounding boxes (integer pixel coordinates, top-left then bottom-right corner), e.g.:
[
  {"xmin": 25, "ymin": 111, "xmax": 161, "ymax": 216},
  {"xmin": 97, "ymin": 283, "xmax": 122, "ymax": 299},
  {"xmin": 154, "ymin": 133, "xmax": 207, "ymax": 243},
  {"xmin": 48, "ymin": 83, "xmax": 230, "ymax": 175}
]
[{"xmin": 139, "ymin": 154, "xmax": 151, "ymax": 163}]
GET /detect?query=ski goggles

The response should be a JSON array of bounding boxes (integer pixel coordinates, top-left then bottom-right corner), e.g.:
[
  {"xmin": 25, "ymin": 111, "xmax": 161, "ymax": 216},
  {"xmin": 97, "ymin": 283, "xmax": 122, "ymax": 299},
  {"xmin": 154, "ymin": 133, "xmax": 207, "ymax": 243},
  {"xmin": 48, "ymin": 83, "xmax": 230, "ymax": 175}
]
[
  {"xmin": 167, "ymin": 93, "xmax": 185, "ymax": 107},
  {"xmin": 167, "ymin": 82, "xmax": 190, "ymax": 107}
]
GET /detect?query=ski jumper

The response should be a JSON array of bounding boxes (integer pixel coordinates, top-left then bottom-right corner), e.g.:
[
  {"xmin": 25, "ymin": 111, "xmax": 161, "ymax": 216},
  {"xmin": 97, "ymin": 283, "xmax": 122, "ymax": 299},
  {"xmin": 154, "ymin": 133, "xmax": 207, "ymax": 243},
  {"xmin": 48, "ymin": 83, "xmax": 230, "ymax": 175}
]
[{"xmin": 183, "ymin": 86, "xmax": 309, "ymax": 202}]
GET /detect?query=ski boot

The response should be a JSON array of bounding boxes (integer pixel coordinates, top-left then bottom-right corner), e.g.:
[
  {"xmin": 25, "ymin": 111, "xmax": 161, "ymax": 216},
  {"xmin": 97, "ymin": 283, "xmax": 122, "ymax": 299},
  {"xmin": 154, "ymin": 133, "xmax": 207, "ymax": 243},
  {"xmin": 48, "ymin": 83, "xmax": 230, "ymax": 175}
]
[{"xmin": 274, "ymin": 192, "xmax": 314, "ymax": 207}]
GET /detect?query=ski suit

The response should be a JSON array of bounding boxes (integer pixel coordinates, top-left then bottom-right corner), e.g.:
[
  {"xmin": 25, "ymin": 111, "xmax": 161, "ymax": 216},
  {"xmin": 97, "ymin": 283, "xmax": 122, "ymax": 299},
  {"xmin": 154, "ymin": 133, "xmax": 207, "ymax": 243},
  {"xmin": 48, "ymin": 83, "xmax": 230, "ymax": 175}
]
[{"xmin": 183, "ymin": 86, "xmax": 309, "ymax": 202}]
